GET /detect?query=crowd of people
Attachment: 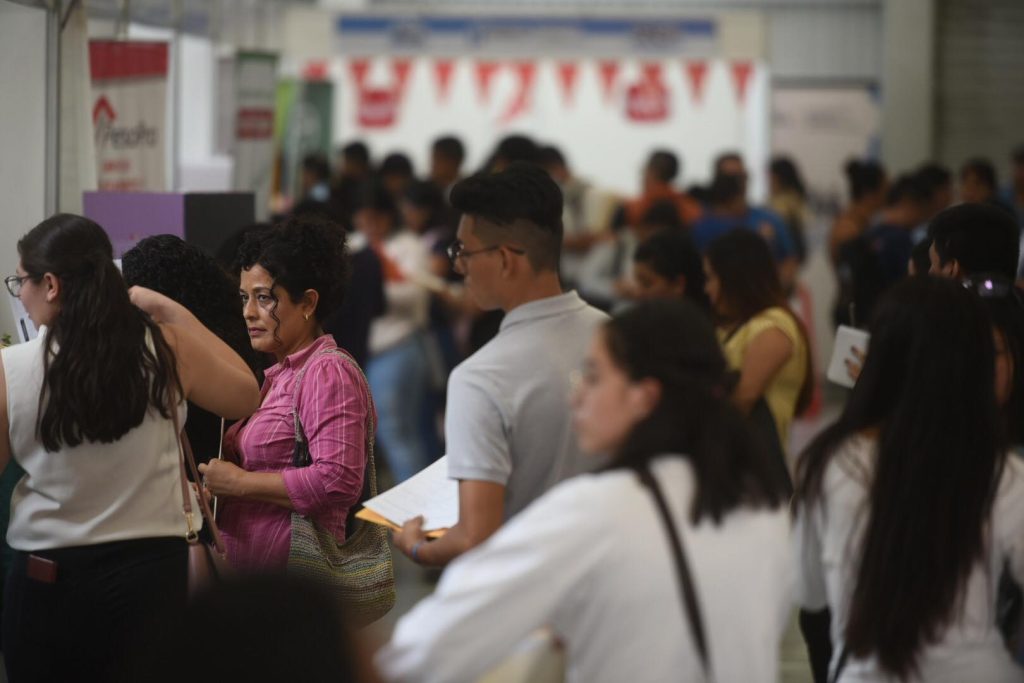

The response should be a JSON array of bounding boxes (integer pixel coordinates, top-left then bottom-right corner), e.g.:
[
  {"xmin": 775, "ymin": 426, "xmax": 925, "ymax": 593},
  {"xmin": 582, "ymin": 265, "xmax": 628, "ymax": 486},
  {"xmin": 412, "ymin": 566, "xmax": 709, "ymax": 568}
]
[{"xmin": 2, "ymin": 131, "xmax": 1024, "ymax": 683}]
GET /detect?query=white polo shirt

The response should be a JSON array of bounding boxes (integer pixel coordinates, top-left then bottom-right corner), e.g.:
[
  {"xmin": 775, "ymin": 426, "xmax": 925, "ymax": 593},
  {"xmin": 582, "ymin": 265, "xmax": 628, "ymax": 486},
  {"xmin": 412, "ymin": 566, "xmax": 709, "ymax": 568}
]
[{"xmin": 445, "ymin": 290, "xmax": 609, "ymax": 518}]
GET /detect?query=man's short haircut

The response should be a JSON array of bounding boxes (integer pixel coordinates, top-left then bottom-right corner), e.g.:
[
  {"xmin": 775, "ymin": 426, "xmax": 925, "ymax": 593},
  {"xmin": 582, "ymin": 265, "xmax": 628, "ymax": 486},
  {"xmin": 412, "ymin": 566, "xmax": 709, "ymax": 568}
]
[
  {"xmin": 714, "ymin": 151, "xmax": 744, "ymax": 175},
  {"xmin": 354, "ymin": 180, "xmax": 397, "ymax": 217},
  {"xmin": 302, "ymin": 153, "xmax": 330, "ymax": 182},
  {"xmin": 449, "ymin": 162, "xmax": 563, "ymax": 272},
  {"xmin": 379, "ymin": 152, "xmax": 414, "ymax": 178},
  {"xmin": 432, "ymin": 135, "xmax": 466, "ymax": 166},
  {"xmin": 916, "ymin": 162, "xmax": 952, "ymax": 192},
  {"xmin": 929, "ymin": 203, "xmax": 1020, "ymax": 280},
  {"xmin": 885, "ymin": 173, "xmax": 930, "ymax": 207},
  {"xmin": 539, "ymin": 145, "xmax": 567, "ymax": 169},
  {"xmin": 647, "ymin": 150, "xmax": 680, "ymax": 183},
  {"xmin": 491, "ymin": 135, "xmax": 541, "ymax": 167},
  {"xmin": 961, "ymin": 158, "xmax": 998, "ymax": 190},
  {"xmin": 339, "ymin": 141, "xmax": 370, "ymax": 166}
]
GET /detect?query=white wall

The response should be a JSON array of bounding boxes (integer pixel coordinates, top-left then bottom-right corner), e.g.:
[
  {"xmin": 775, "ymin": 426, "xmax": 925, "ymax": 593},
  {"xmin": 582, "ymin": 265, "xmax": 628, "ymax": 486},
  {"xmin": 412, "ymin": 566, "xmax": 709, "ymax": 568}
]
[
  {"xmin": 880, "ymin": 0, "xmax": 935, "ymax": 173},
  {"xmin": 0, "ymin": 1, "xmax": 48, "ymax": 339}
]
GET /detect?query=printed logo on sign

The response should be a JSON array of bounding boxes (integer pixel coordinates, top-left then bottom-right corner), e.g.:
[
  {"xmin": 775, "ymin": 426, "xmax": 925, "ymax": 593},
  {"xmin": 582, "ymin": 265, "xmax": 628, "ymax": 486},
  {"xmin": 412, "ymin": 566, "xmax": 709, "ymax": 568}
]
[
  {"xmin": 358, "ymin": 88, "xmax": 399, "ymax": 128},
  {"xmin": 92, "ymin": 95, "xmax": 159, "ymax": 150},
  {"xmin": 237, "ymin": 108, "xmax": 274, "ymax": 140},
  {"xmin": 626, "ymin": 78, "xmax": 670, "ymax": 123}
]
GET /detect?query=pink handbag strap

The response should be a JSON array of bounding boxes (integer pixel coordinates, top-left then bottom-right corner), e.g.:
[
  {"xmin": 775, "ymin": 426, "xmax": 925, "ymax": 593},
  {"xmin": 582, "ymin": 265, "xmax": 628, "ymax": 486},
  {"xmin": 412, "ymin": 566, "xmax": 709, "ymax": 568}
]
[{"xmin": 170, "ymin": 393, "xmax": 227, "ymax": 554}]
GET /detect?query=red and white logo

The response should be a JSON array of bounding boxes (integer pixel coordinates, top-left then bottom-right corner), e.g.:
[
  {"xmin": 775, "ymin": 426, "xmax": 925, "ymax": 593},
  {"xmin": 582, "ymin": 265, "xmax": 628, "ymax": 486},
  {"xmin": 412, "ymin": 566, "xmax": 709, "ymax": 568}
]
[{"xmin": 625, "ymin": 65, "xmax": 669, "ymax": 123}]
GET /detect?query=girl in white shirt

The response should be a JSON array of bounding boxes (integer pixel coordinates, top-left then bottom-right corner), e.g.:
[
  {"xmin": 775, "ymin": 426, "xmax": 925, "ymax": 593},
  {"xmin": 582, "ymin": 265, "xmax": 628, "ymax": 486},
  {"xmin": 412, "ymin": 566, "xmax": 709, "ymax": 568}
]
[
  {"xmin": 793, "ymin": 276, "xmax": 1024, "ymax": 682},
  {"xmin": 0, "ymin": 214, "xmax": 260, "ymax": 681},
  {"xmin": 378, "ymin": 299, "xmax": 792, "ymax": 682}
]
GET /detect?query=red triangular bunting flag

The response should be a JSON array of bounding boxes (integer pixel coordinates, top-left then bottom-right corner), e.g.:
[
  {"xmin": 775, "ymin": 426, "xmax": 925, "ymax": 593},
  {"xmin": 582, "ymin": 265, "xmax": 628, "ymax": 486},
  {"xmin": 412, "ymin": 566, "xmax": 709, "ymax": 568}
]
[
  {"xmin": 684, "ymin": 61, "xmax": 709, "ymax": 104},
  {"xmin": 556, "ymin": 61, "xmax": 580, "ymax": 106},
  {"xmin": 475, "ymin": 60, "xmax": 501, "ymax": 104},
  {"xmin": 349, "ymin": 58, "xmax": 370, "ymax": 89},
  {"xmin": 641, "ymin": 62, "xmax": 663, "ymax": 84},
  {"xmin": 392, "ymin": 59, "xmax": 412, "ymax": 93},
  {"xmin": 433, "ymin": 59, "xmax": 456, "ymax": 103},
  {"xmin": 598, "ymin": 60, "xmax": 620, "ymax": 102},
  {"xmin": 730, "ymin": 60, "xmax": 754, "ymax": 105},
  {"xmin": 499, "ymin": 61, "xmax": 537, "ymax": 124}
]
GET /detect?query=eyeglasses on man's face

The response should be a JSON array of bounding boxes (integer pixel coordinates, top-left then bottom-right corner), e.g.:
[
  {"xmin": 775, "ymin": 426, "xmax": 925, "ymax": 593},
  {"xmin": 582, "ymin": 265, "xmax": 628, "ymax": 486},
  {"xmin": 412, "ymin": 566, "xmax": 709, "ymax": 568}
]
[
  {"xmin": 4, "ymin": 275, "xmax": 32, "ymax": 298},
  {"xmin": 446, "ymin": 241, "xmax": 525, "ymax": 265}
]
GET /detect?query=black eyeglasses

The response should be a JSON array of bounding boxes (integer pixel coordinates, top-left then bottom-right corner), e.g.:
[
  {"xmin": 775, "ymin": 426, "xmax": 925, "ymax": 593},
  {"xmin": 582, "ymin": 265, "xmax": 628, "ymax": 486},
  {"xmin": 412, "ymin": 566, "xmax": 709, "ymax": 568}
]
[
  {"xmin": 4, "ymin": 275, "xmax": 32, "ymax": 298},
  {"xmin": 446, "ymin": 241, "xmax": 525, "ymax": 264}
]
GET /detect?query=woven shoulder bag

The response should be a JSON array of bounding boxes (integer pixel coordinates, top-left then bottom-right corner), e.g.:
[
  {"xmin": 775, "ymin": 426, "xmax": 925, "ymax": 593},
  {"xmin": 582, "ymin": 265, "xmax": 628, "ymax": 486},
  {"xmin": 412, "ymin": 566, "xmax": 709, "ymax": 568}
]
[{"xmin": 287, "ymin": 347, "xmax": 395, "ymax": 626}]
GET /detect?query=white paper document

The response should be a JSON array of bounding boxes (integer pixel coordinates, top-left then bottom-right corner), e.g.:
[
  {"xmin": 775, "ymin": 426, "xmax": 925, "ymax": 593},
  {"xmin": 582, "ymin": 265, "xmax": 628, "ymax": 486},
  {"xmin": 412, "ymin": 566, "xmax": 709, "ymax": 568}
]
[
  {"xmin": 362, "ymin": 456, "xmax": 459, "ymax": 531},
  {"xmin": 826, "ymin": 325, "xmax": 871, "ymax": 389}
]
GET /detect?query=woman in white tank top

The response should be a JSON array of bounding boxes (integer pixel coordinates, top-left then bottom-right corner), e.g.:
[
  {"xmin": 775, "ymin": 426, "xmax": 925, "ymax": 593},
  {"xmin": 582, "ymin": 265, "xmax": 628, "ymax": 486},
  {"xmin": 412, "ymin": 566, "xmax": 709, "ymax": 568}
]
[{"xmin": 0, "ymin": 214, "xmax": 260, "ymax": 682}]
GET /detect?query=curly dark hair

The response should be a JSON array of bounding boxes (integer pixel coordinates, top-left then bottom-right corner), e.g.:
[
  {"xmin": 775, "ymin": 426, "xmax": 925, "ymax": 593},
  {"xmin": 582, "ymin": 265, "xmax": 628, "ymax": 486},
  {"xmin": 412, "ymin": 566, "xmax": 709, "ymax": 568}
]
[
  {"xmin": 122, "ymin": 234, "xmax": 254, "ymax": 369},
  {"xmin": 123, "ymin": 234, "xmax": 260, "ymax": 462},
  {"xmin": 234, "ymin": 214, "xmax": 351, "ymax": 324}
]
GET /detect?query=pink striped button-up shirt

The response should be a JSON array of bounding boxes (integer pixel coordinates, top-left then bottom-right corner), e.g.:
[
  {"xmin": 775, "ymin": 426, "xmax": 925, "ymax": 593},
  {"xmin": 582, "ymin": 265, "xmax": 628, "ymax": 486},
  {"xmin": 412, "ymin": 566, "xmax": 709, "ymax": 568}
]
[{"xmin": 218, "ymin": 335, "xmax": 371, "ymax": 571}]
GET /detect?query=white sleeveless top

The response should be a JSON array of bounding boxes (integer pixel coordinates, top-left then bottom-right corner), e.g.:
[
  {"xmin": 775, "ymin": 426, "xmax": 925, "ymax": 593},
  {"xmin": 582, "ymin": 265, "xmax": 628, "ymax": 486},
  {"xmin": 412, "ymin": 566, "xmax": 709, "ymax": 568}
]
[{"xmin": 2, "ymin": 327, "xmax": 198, "ymax": 551}]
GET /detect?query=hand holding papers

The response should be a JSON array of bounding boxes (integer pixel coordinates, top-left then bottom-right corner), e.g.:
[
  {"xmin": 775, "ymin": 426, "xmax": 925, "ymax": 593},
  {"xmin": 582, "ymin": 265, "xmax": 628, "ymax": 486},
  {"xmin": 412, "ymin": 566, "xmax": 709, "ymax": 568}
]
[
  {"xmin": 826, "ymin": 325, "xmax": 870, "ymax": 389},
  {"xmin": 356, "ymin": 456, "xmax": 458, "ymax": 538}
]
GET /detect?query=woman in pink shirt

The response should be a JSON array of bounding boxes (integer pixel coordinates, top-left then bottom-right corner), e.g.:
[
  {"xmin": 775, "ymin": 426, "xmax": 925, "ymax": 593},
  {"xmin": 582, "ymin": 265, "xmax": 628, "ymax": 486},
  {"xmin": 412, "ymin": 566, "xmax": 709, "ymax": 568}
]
[{"xmin": 199, "ymin": 216, "xmax": 373, "ymax": 571}]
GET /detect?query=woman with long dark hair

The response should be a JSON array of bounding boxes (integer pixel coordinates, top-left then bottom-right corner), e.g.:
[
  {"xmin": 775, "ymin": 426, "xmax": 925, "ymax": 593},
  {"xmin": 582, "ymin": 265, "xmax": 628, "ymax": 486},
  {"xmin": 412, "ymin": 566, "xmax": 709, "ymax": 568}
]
[
  {"xmin": 379, "ymin": 300, "xmax": 791, "ymax": 682},
  {"xmin": 793, "ymin": 276, "xmax": 1024, "ymax": 682},
  {"xmin": 0, "ymin": 214, "xmax": 260, "ymax": 681},
  {"xmin": 704, "ymin": 228, "xmax": 813, "ymax": 455}
]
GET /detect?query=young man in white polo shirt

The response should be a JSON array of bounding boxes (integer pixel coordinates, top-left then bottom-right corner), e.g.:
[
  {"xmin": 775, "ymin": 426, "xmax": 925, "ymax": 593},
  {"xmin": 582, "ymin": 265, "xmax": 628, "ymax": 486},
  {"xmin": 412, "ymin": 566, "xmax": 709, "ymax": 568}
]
[{"xmin": 394, "ymin": 162, "xmax": 609, "ymax": 567}]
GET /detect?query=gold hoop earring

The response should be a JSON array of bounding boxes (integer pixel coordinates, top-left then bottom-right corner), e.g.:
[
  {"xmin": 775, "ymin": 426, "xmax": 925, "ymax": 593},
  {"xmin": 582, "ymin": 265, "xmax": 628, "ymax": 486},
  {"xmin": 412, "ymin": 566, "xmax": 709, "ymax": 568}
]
[{"xmin": 304, "ymin": 313, "xmax": 311, "ymax": 321}]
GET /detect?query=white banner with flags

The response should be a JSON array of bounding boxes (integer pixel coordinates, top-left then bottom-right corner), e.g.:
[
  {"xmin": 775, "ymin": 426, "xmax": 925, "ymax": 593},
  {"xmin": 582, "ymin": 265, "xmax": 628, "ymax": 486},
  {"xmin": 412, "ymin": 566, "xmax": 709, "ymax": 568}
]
[
  {"xmin": 232, "ymin": 51, "xmax": 278, "ymax": 220},
  {"xmin": 89, "ymin": 40, "xmax": 169, "ymax": 191}
]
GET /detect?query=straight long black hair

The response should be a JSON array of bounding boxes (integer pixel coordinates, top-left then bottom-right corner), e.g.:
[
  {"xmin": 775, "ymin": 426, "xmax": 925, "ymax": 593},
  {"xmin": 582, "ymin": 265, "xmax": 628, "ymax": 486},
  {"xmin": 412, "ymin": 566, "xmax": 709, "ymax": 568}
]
[
  {"xmin": 705, "ymin": 228, "xmax": 814, "ymax": 415},
  {"xmin": 18, "ymin": 214, "xmax": 180, "ymax": 451},
  {"xmin": 604, "ymin": 300, "xmax": 789, "ymax": 523},
  {"xmin": 795, "ymin": 276, "xmax": 1004, "ymax": 678}
]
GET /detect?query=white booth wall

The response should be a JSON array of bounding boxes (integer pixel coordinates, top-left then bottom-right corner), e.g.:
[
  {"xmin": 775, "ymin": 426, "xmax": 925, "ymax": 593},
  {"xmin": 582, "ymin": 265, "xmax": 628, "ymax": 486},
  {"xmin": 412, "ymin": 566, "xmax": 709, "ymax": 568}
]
[
  {"xmin": 330, "ymin": 56, "xmax": 770, "ymax": 197},
  {"xmin": 0, "ymin": 0, "xmax": 48, "ymax": 339}
]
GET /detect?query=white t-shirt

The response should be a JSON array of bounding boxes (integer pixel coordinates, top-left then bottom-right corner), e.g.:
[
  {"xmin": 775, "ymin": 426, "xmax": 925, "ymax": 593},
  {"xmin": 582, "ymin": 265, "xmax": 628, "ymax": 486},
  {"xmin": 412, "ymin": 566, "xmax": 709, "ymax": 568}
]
[
  {"xmin": 368, "ymin": 230, "xmax": 432, "ymax": 355},
  {"xmin": 3, "ymin": 328, "xmax": 196, "ymax": 551},
  {"xmin": 793, "ymin": 435, "xmax": 1024, "ymax": 682},
  {"xmin": 445, "ymin": 291, "xmax": 609, "ymax": 518},
  {"xmin": 378, "ymin": 456, "xmax": 792, "ymax": 683}
]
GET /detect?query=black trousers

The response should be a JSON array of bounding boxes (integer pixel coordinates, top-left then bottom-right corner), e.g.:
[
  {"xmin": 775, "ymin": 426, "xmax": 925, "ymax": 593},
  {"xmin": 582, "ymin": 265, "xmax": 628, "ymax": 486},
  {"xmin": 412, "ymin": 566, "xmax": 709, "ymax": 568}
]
[{"xmin": 2, "ymin": 537, "xmax": 187, "ymax": 683}]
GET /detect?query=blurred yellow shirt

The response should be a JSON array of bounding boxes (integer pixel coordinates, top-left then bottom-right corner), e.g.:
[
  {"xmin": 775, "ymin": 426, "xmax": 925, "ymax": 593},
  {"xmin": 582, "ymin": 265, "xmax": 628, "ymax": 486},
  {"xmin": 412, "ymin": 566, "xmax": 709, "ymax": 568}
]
[{"xmin": 719, "ymin": 307, "xmax": 807, "ymax": 451}]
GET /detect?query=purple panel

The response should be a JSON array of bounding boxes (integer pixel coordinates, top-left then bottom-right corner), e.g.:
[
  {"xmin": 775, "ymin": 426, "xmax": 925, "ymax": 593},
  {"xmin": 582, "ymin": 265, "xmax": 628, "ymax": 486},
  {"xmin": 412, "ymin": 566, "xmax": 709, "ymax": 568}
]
[{"xmin": 82, "ymin": 192, "xmax": 186, "ymax": 257}]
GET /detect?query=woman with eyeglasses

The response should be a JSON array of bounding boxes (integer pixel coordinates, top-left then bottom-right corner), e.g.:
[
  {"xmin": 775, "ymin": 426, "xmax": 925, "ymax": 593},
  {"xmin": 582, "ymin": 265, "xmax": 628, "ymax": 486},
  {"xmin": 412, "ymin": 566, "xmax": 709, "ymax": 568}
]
[
  {"xmin": 378, "ymin": 300, "xmax": 792, "ymax": 682},
  {"xmin": 793, "ymin": 276, "xmax": 1024, "ymax": 682},
  {"xmin": 200, "ymin": 215, "xmax": 375, "ymax": 573},
  {"xmin": 0, "ymin": 214, "xmax": 260, "ymax": 681}
]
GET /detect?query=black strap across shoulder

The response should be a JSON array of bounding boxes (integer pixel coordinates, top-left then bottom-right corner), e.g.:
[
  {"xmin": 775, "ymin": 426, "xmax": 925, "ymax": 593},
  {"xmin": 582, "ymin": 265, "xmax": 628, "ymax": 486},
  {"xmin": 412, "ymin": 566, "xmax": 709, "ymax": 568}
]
[
  {"xmin": 830, "ymin": 645, "xmax": 849, "ymax": 683},
  {"xmin": 636, "ymin": 464, "xmax": 712, "ymax": 680}
]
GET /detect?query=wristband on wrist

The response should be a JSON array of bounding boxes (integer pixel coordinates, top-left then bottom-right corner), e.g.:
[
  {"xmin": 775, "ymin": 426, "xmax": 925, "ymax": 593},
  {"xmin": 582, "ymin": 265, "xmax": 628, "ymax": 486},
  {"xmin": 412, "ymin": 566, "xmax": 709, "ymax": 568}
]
[{"xmin": 411, "ymin": 539, "xmax": 427, "ymax": 564}]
